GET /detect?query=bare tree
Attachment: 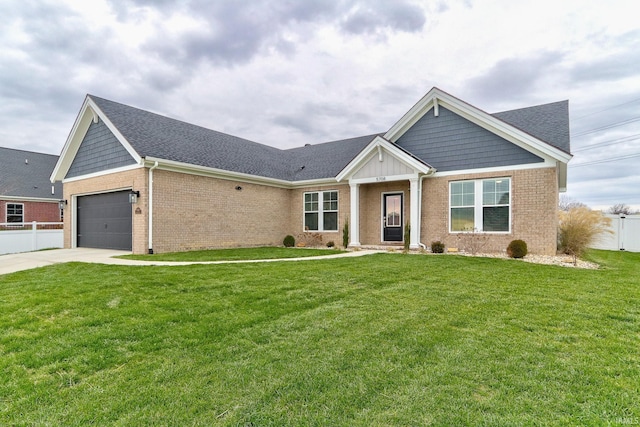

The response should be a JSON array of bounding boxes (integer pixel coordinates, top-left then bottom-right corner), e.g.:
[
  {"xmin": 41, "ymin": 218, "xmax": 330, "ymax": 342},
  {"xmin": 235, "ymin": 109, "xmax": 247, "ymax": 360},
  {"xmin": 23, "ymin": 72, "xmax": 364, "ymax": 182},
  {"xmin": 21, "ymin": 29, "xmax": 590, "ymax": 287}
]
[
  {"xmin": 559, "ymin": 195, "xmax": 587, "ymax": 211},
  {"xmin": 608, "ymin": 203, "xmax": 637, "ymax": 215}
]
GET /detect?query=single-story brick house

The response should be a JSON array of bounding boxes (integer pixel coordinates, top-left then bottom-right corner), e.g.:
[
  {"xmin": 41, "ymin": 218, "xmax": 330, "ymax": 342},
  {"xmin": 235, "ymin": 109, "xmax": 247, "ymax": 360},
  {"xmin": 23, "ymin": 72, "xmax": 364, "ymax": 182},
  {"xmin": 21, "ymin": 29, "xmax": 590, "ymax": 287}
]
[
  {"xmin": 50, "ymin": 87, "xmax": 572, "ymax": 254},
  {"xmin": 1, "ymin": 146, "xmax": 63, "ymax": 225}
]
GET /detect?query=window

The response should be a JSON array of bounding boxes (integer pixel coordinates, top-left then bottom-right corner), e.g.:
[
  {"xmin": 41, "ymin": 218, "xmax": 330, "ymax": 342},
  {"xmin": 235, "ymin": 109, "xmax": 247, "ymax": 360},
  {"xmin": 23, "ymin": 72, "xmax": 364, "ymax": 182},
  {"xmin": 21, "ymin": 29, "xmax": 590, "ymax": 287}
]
[
  {"xmin": 450, "ymin": 178, "xmax": 510, "ymax": 232},
  {"xmin": 304, "ymin": 191, "xmax": 338, "ymax": 231},
  {"xmin": 450, "ymin": 181, "xmax": 475, "ymax": 231},
  {"xmin": 6, "ymin": 203, "xmax": 24, "ymax": 223}
]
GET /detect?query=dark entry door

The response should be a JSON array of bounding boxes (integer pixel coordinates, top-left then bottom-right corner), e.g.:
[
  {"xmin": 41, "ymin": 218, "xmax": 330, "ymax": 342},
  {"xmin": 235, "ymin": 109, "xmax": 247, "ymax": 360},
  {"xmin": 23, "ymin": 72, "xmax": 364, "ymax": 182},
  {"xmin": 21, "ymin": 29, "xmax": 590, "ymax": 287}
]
[
  {"xmin": 383, "ymin": 193, "xmax": 403, "ymax": 242},
  {"xmin": 77, "ymin": 191, "xmax": 132, "ymax": 250}
]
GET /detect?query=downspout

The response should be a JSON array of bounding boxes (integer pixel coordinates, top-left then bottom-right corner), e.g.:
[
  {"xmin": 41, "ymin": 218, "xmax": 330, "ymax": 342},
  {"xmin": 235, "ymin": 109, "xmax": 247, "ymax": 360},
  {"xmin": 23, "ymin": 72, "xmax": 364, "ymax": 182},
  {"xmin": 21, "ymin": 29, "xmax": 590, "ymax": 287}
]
[
  {"xmin": 148, "ymin": 161, "xmax": 159, "ymax": 254},
  {"xmin": 418, "ymin": 167, "xmax": 437, "ymax": 250}
]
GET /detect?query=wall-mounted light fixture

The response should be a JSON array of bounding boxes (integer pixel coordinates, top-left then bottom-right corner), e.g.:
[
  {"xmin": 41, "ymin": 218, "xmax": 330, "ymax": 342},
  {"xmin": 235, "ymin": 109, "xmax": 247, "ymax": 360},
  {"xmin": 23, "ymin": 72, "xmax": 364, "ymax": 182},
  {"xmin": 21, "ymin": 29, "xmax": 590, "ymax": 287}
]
[
  {"xmin": 235, "ymin": 185, "xmax": 243, "ymax": 191},
  {"xmin": 129, "ymin": 190, "xmax": 140, "ymax": 204},
  {"xmin": 58, "ymin": 199, "xmax": 68, "ymax": 210}
]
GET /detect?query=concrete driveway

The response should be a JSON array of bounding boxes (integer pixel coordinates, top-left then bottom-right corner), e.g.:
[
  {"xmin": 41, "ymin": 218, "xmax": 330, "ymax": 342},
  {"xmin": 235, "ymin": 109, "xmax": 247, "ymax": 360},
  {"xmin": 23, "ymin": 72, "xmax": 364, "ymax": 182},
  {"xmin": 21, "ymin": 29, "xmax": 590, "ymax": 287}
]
[
  {"xmin": 0, "ymin": 248, "xmax": 382, "ymax": 275},
  {"xmin": 0, "ymin": 248, "xmax": 132, "ymax": 275}
]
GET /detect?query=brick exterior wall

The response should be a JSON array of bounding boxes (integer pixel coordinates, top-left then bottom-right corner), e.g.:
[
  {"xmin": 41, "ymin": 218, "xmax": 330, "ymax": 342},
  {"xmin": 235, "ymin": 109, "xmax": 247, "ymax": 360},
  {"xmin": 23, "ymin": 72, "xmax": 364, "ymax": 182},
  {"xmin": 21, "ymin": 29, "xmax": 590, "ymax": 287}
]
[
  {"xmin": 151, "ymin": 170, "xmax": 292, "ymax": 253},
  {"xmin": 358, "ymin": 182, "xmax": 410, "ymax": 246},
  {"xmin": 0, "ymin": 200, "xmax": 61, "ymax": 223},
  {"xmin": 59, "ymin": 165, "xmax": 559, "ymax": 256},
  {"xmin": 420, "ymin": 167, "xmax": 559, "ymax": 255},
  {"xmin": 62, "ymin": 168, "xmax": 148, "ymax": 254},
  {"xmin": 289, "ymin": 184, "xmax": 350, "ymax": 247}
]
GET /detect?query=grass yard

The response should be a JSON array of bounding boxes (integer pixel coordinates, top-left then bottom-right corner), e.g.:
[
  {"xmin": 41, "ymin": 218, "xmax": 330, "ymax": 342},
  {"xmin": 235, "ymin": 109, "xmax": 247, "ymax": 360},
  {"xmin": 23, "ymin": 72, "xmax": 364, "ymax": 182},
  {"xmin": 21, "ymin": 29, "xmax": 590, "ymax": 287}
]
[
  {"xmin": 119, "ymin": 246, "xmax": 346, "ymax": 261},
  {"xmin": 1, "ymin": 250, "xmax": 639, "ymax": 425}
]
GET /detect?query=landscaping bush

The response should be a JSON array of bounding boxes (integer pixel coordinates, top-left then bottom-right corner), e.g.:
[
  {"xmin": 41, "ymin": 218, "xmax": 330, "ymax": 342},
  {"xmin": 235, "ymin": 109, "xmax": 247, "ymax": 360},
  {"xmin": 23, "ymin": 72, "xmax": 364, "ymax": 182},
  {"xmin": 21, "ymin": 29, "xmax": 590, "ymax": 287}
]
[
  {"xmin": 431, "ymin": 241, "xmax": 445, "ymax": 254},
  {"xmin": 326, "ymin": 241, "xmax": 335, "ymax": 248},
  {"xmin": 343, "ymin": 219, "xmax": 349, "ymax": 249},
  {"xmin": 283, "ymin": 235, "xmax": 295, "ymax": 247},
  {"xmin": 507, "ymin": 239, "xmax": 528, "ymax": 258},
  {"xmin": 403, "ymin": 223, "xmax": 411, "ymax": 251},
  {"xmin": 558, "ymin": 207, "xmax": 612, "ymax": 265}
]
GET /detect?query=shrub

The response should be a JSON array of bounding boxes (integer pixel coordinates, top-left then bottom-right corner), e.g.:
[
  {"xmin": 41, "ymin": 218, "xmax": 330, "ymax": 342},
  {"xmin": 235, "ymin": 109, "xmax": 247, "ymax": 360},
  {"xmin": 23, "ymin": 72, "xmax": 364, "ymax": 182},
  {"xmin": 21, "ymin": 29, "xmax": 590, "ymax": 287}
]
[
  {"xmin": 283, "ymin": 235, "xmax": 295, "ymax": 247},
  {"xmin": 431, "ymin": 241, "xmax": 445, "ymax": 254},
  {"xmin": 558, "ymin": 207, "xmax": 613, "ymax": 265},
  {"xmin": 326, "ymin": 241, "xmax": 335, "ymax": 248},
  {"xmin": 297, "ymin": 232, "xmax": 323, "ymax": 247},
  {"xmin": 507, "ymin": 239, "xmax": 528, "ymax": 258},
  {"xmin": 403, "ymin": 223, "xmax": 411, "ymax": 251},
  {"xmin": 343, "ymin": 219, "xmax": 349, "ymax": 249},
  {"xmin": 455, "ymin": 228, "xmax": 489, "ymax": 256}
]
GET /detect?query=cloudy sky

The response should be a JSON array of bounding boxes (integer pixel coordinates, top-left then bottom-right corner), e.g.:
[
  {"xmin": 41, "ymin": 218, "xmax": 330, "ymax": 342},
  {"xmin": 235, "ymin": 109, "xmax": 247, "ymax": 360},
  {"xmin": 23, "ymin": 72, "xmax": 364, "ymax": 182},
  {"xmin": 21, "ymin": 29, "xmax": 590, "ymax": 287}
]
[{"xmin": 1, "ymin": 0, "xmax": 638, "ymax": 209}]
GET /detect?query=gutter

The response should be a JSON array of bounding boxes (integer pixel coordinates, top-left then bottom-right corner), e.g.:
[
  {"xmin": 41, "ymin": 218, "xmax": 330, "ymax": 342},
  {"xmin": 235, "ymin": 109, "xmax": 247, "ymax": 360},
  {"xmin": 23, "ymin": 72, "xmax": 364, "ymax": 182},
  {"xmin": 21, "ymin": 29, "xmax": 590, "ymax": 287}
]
[
  {"xmin": 148, "ymin": 161, "xmax": 159, "ymax": 254},
  {"xmin": 418, "ymin": 167, "xmax": 437, "ymax": 250}
]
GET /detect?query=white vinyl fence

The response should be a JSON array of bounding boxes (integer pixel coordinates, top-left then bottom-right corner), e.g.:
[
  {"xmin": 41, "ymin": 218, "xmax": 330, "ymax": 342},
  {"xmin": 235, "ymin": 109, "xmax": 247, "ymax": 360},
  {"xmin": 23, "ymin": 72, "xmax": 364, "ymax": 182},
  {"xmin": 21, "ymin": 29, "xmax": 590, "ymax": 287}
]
[
  {"xmin": 0, "ymin": 222, "xmax": 64, "ymax": 255},
  {"xmin": 591, "ymin": 214, "xmax": 640, "ymax": 252}
]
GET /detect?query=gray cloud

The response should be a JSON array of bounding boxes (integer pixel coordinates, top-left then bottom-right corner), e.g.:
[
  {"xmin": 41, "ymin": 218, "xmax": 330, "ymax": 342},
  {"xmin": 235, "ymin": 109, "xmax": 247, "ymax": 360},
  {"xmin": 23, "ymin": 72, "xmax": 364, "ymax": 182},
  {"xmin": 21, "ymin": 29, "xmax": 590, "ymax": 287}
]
[
  {"xmin": 139, "ymin": 0, "xmax": 427, "ymax": 66},
  {"xmin": 463, "ymin": 51, "xmax": 567, "ymax": 105},
  {"xmin": 340, "ymin": 1, "xmax": 426, "ymax": 35}
]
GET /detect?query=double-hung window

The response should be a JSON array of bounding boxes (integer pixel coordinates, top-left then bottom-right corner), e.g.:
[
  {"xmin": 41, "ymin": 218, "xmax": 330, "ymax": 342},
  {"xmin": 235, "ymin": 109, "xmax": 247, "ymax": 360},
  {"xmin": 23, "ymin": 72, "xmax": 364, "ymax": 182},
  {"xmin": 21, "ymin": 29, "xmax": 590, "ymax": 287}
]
[
  {"xmin": 6, "ymin": 203, "xmax": 24, "ymax": 223},
  {"xmin": 304, "ymin": 191, "xmax": 338, "ymax": 231},
  {"xmin": 450, "ymin": 178, "xmax": 510, "ymax": 232}
]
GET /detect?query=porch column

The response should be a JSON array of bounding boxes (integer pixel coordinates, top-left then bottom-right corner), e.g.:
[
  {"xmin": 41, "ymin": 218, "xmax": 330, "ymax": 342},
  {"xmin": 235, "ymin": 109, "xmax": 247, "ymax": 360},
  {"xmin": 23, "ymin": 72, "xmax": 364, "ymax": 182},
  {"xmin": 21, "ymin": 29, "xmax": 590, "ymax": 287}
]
[
  {"xmin": 349, "ymin": 182, "xmax": 361, "ymax": 247},
  {"xmin": 409, "ymin": 177, "xmax": 420, "ymax": 249}
]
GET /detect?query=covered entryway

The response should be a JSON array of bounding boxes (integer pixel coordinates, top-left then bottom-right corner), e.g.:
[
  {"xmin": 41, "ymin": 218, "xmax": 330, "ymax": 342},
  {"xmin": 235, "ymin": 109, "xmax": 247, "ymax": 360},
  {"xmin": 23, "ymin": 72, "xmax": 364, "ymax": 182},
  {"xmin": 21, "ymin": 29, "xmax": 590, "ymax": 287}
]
[
  {"xmin": 383, "ymin": 193, "xmax": 403, "ymax": 242},
  {"xmin": 336, "ymin": 136, "xmax": 435, "ymax": 249},
  {"xmin": 76, "ymin": 191, "xmax": 132, "ymax": 250}
]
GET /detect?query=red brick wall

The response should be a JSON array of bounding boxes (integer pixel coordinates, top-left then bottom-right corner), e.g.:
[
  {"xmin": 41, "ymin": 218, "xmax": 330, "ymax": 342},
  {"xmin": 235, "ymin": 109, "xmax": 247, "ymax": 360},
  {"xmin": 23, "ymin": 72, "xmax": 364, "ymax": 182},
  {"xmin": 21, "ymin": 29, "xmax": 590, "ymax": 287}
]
[{"xmin": 0, "ymin": 200, "xmax": 61, "ymax": 223}]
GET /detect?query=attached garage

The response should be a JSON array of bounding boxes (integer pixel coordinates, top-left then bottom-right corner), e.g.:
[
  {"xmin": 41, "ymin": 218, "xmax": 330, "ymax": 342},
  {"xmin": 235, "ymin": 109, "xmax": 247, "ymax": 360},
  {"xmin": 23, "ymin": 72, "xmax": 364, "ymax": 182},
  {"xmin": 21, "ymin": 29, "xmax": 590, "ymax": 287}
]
[{"xmin": 76, "ymin": 191, "xmax": 132, "ymax": 250}]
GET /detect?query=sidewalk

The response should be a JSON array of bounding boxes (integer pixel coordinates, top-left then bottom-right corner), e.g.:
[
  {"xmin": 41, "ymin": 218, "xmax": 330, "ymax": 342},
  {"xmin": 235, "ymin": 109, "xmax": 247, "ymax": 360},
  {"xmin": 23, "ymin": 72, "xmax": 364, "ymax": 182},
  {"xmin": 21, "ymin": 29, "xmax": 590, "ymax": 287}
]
[{"xmin": 0, "ymin": 248, "xmax": 382, "ymax": 276}]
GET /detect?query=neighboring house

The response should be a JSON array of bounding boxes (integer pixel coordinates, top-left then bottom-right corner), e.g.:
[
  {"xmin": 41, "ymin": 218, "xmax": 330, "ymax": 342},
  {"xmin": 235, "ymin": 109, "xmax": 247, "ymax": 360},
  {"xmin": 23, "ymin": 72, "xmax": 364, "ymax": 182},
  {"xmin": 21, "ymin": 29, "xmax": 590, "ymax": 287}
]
[
  {"xmin": 1, "ymin": 147, "xmax": 63, "ymax": 225},
  {"xmin": 50, "ymin": 87, "xmax": 572, "ymax": 254}
]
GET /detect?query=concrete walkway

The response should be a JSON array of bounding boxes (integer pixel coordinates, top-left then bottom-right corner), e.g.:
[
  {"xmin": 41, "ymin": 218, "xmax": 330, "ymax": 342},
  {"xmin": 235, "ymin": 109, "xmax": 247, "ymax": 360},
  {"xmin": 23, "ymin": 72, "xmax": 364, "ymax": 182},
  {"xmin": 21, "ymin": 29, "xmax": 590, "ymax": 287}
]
[{"xmin": 0, "ymin": 248, "xmax": 382, "ymax": 276}]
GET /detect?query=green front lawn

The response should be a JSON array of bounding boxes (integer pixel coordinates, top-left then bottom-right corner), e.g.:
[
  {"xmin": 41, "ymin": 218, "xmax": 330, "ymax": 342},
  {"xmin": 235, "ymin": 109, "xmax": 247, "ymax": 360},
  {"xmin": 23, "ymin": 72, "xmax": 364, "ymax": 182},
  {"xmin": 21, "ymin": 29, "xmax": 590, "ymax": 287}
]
[
  {"xmin": 1, "ymin": 251, "xmax": 639, "ymax": 425},
  {"xmin": 119, "ymin": 246, "xmax": 345, "ymax": 261}
]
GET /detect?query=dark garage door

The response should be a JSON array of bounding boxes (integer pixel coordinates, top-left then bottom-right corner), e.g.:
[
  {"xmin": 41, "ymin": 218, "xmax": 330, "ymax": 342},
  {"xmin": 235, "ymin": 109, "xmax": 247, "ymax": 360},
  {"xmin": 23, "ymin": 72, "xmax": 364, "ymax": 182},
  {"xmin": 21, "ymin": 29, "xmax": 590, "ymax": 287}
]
[{"xmin": 77, "ymin": 191, "xmax": 132, "ymax": 250}]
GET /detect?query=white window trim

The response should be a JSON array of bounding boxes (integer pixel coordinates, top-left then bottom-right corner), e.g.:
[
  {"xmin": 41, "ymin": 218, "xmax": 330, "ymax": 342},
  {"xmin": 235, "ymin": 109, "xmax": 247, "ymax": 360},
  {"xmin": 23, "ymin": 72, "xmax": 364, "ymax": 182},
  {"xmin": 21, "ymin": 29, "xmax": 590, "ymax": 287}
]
[
  {"xmin": 6, "ymin": 202, "xmax": 24, "ymax": 224},
  {"xmin": 449, "ymin": 178, "xmax": 511, "ymax": 234},
  {"xmin": 303, "ymin": 190, "xmax": 339, "ymax": 232}
]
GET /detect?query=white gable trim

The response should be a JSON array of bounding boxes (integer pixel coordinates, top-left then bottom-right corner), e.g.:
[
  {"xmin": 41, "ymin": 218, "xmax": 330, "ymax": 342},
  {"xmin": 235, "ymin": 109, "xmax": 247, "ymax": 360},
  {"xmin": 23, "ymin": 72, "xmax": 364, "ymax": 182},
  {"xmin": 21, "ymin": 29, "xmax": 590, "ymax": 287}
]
[
  {"xmin": 384, "ymin": 87, "xmax": 572, "ymax": 164},
  {"xmin": 61, "ymin": 163, "xmax": 145, "ymax": 183},
  {"xmin": 336, "ymin": 136, "xmax": 433, "ymax": 182},
  {"xmin": 433, "ymin": 160, "xmax": 557, "ymax": 177},
  {"xmin": 50, "ymin": 96, "xmax": 141, "ymax": 182}
]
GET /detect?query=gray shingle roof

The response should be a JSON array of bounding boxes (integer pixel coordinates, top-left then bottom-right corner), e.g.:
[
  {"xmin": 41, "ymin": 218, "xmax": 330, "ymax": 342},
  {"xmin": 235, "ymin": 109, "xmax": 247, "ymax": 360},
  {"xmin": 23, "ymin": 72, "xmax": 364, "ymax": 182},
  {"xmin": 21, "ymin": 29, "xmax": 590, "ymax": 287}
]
[
  {"xmin": 90, "ymin": 96, "xmax": 292, "ymax": 180},
  {"xmin": 0, "ymin": 147, "xmax": 62, "ymax": 199},
  {"xmin": 88, "ymin": 95, "xmax": 569, "ymax": 182},
  {"xmin": 492, "ymin": 100, "xmax": 571, "ymax": 153},
  {"xmin": 90, "ymin": 95, "xmax": 376, "ymax": 181},
  {"xmin": 284, "ymin": 134, "xmax": 379, "ymax": 181}
]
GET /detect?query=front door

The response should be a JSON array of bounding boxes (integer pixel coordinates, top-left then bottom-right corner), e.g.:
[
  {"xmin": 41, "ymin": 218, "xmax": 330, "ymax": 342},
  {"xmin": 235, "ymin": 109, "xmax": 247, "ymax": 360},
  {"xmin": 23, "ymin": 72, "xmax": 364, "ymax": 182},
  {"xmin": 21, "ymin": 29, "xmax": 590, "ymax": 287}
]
[{"xmin": 383, "ymin": 193, "xmax": 403, "ymax": 242}]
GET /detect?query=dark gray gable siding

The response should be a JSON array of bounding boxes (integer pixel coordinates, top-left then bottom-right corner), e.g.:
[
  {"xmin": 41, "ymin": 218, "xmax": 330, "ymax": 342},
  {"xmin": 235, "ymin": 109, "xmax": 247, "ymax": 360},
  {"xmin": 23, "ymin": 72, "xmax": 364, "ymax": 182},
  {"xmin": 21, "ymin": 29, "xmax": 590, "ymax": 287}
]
[
  {"xmin": 395, "ymin": 106, "xmax": 544, "ymax": 172},
  {"xmin": 0, "ymin": 147, "xmax": 62, "ymax": 199},
  {"xmin": 66, "ymin": 119, "xmax": 137, "ymax": 178}
]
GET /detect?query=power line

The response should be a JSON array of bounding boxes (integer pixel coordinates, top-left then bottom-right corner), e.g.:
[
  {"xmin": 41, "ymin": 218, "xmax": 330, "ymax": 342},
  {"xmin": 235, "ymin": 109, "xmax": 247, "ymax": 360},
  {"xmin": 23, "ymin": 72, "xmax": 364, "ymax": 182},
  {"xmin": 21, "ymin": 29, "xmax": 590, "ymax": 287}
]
[
  {"xmin": 572, "ymin": 96, "xmax": 640, "ymax": 121},
  {"xmin": 571, "ymin": 152, "xmax": 640, "ymax": 168},
  {"xmin": 572, "ymin": 134, "xmax": 640, "ymax": 152},
  {"xmin": 573, "ymin": 116, "xmax": 640, "ymax": 137}
]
